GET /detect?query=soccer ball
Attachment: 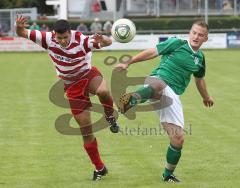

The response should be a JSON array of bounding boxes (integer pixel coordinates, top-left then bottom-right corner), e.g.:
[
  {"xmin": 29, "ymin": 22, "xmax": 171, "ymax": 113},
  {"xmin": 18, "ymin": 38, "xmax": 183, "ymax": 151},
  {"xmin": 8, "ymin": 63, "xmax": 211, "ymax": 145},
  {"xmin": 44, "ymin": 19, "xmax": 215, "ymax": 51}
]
[{"xmin": 111, "ymin": 18, "xmax": 136, "ymax": 43}]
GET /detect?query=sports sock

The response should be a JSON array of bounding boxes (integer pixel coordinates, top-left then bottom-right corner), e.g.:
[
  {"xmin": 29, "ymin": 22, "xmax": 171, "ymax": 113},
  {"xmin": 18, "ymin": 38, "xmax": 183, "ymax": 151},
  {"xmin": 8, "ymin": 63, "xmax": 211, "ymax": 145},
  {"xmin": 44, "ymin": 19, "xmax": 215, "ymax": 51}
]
[
  {"xmin": 84, "ymin": 138, "xmax": 104, "ymax": 171},
  {"xmin": 98, "ymin": 96, "xmax": 114, "ymax": 117},
  {"xmin": 130, "ymin": 85, "xmax": 154, "ymax": 105},
  {"xmin": 163, "ymin": 144, "xmax": 182, "ymax": 177}
]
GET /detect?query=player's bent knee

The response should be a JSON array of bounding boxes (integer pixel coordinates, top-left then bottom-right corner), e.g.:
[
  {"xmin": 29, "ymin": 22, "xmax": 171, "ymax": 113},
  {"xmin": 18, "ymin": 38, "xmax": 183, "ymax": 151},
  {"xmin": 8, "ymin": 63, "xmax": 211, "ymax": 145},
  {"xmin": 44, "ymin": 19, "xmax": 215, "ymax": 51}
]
[
  {"xmin": 172, "ymin": 134, "xmax": 184, "ymax": 147},
  {"xmin": 96, "ymin": 89, "xmax": 110, "ymax": 98}
]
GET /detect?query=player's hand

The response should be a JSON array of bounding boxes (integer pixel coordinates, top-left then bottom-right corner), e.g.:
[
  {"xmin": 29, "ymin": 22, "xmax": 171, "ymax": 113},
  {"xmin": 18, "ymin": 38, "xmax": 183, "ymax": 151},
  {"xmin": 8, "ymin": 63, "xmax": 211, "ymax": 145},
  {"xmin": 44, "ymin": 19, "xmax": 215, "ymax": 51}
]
[
  {"xmin": 203, "ymin": 96, "xmax": 214, "ymax": 107},
  {"xmin": 15, "ymin": 15, "xmax": 29, "ymax": 28},
  {"xmin": 114, "ymin": 63, "xmax": 129, "ymax": 71},
  {"xmin": 91, "ymin": 33, "xmax": 103, "ymax": 43}
]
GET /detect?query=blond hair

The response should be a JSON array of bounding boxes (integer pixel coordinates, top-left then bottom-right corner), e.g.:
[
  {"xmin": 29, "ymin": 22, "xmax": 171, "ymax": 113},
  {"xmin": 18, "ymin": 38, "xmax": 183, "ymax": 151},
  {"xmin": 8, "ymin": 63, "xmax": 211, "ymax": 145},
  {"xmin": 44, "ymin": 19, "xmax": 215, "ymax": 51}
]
[{"xmin": 192, "ymin": 20, "xmax": 209, "ymax": 32}]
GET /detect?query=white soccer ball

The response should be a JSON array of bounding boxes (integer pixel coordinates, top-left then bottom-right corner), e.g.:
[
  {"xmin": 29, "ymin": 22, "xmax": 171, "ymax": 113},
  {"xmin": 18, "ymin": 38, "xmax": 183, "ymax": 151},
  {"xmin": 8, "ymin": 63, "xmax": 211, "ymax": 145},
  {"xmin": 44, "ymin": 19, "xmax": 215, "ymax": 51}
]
[{"xmin": 111, "ymin": 18, "xmax": 136, "ymax": 43}]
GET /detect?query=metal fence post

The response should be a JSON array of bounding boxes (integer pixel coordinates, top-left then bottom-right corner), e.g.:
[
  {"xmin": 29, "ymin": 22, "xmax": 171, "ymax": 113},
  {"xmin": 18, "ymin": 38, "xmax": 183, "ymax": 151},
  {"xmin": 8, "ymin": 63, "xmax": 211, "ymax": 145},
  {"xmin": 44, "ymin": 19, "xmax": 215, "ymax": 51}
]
[{"xmin": 205, "ymin": 0, "xmax": 208, "ymax": 24}]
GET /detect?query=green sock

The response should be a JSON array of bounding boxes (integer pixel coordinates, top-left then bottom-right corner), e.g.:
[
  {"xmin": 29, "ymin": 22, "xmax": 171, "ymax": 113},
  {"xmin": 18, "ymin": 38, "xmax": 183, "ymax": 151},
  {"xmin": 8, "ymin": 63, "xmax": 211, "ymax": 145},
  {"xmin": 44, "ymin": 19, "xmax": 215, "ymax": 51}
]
[
  {"xmin": 130, "ymin": 86, "xmax": 154, "ymax": 105},
  {"xmin": 163, "ymin": 168, "xmax": 173, "ymax": 178},
  {"xmin": 163, "ymin": 144, "xmax": 182, "ymax": 177}
]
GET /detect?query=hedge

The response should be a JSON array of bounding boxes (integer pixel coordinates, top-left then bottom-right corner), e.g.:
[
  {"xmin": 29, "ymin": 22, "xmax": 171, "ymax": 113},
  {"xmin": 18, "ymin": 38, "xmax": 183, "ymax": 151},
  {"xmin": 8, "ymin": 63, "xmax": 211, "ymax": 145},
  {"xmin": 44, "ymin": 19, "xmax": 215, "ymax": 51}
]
[
  {"xmin": 34, "ymin": 16, "xmax": 240, "ymax": 31},
  {"xmin": 132, "ymin": 16, "xmax": 240, "ymax": 30}
]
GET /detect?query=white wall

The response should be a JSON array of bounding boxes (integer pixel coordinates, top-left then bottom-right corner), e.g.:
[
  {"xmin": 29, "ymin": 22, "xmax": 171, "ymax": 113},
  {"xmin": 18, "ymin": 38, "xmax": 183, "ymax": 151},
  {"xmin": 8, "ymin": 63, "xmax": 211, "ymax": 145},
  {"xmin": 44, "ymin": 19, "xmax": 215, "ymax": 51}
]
[
  {"xmin": 103, "ymin": 0, "xmax": 115, "ymax": 11},
  {"xmin": 0, "ymin": 34, "xmax": 227, "ymax": 52},
  {"xmin": 68, "ymin": 0, "xmax": 87, "ymax": 14}
]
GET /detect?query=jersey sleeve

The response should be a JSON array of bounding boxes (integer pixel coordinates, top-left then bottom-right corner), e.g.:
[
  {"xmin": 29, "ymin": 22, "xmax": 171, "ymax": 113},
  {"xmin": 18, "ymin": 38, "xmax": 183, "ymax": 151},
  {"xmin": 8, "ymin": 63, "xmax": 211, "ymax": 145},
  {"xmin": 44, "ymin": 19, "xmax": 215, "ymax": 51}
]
[
  {"xmin": 156, "ymin": 37, "xmax": 184, "ymax": 55},
  {"xmin": 82, "ymin": 34, "xmax": 101, "ymax": 53},
  {"xmin": 27, "ymin": 30, "xmax": 52, "ymax": 49},
  {"xmin": 193, "ymin": 54, "xmax": 206, "ymax": 78}
]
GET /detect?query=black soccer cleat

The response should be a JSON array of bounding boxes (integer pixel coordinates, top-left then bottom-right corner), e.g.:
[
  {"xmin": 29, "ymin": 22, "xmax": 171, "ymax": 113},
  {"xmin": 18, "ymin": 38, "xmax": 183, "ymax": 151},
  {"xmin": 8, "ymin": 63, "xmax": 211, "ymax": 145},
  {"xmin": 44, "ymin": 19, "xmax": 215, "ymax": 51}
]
[
  {"xmin": 93, "ymin": 166, "xmax": 108, "ymax": 181},
  {"xmin": 118, "ymin": 93, "xmax": 134, "ymax": 114},
  {"xmin": 105, "ymin": 115, "xmax": 120, "ymax": 133},
  {"xmin": 162, "ymin": 174, "xmax": 181, "ymax": 183}
]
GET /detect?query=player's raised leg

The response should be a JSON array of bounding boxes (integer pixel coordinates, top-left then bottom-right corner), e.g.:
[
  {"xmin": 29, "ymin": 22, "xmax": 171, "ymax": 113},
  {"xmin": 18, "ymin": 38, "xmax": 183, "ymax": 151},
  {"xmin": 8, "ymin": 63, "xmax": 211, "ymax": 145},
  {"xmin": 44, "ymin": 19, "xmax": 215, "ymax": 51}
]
[
  {"xmin": 118, "ymin": 85, "xmax": 154, "ymax": 113},
  {"xmin": 119, "ymin": 77, "xmax": 166, "ymax": 113},
  {"xmin": 74, "ymin": 109, "xmax": 108, "ymax": 180},
  {"xmin": 88, "ymin": 75, "xmax": 120, "ymax": 133}
]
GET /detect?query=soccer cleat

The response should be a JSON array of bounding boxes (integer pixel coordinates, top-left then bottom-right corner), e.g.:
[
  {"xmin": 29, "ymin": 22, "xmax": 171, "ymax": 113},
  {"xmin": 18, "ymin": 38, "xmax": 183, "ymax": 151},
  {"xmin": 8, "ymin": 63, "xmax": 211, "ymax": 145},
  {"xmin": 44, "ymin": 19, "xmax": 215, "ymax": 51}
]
[
  {"xmin": 105, "ymin": 116, "xmax": 120, "ymax": 133},
  {"xmin": 162, "ymin": 174, "xmax": 181, "ymax": 183},
  {"xmin": 93, "ymin": 166, "xmax": 108, "ymax": 181},
  {"xmin": 118, "ymin": 93, "xmax": 134, "ymax": 114}
]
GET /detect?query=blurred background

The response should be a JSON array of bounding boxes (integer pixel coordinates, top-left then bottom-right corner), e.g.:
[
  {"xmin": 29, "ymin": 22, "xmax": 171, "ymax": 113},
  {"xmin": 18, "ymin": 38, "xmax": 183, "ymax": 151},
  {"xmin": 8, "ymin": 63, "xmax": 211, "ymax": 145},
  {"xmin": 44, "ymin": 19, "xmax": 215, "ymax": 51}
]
[{"xmin": 0, "ymin": 0, "xmax": 240, "ymax": 37}]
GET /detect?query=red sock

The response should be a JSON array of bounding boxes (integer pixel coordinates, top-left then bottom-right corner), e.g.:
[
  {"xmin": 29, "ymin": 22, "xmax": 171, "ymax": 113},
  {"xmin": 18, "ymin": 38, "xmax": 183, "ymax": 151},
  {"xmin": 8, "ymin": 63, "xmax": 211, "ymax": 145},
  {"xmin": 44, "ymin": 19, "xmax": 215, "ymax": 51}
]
[
  {"xmin": 99, "ymin": 96, "xmax": 114, "ymax": 117},
  {"xmin": 84, "ymin": 138, "xmax": 104, "ymax": 171}
]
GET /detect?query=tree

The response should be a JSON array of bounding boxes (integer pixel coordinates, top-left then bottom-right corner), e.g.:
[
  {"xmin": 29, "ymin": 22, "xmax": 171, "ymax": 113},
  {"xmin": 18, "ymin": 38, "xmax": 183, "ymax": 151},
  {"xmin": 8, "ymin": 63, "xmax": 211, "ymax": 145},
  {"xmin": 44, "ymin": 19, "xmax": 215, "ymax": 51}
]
[{"xmin": 0, "ymin": 0, "xmax": 53, "ymax": 14}]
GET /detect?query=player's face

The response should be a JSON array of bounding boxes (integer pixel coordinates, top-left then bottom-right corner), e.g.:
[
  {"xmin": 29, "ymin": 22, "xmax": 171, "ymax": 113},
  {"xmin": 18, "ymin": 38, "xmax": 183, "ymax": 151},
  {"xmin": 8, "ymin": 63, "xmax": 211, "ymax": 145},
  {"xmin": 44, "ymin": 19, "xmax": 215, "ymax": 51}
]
[
  {"xmin": 189, "ymin": 24, "xmax": 208, "ymax": 51},
  {"xmin": 55, "ymin": 31, "xmax": 71, "ymax": 47}
]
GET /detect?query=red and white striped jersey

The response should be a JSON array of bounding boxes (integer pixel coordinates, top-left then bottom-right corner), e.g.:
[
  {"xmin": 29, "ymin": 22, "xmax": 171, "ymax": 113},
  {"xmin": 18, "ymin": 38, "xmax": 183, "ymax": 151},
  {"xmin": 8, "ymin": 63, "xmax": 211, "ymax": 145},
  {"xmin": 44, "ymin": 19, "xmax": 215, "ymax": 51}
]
[{"xmin": 27, "ymin": 30, "xmax": 101, "ymax": 83}]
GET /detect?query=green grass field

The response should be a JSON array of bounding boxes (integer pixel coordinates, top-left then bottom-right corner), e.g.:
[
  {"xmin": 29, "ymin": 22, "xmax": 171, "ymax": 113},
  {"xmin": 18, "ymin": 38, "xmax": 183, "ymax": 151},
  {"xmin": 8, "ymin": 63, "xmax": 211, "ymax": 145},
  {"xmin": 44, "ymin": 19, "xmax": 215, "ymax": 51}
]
[{"xmin": 0, "ymin": 50, "xmax": 240, "ymax": 188}]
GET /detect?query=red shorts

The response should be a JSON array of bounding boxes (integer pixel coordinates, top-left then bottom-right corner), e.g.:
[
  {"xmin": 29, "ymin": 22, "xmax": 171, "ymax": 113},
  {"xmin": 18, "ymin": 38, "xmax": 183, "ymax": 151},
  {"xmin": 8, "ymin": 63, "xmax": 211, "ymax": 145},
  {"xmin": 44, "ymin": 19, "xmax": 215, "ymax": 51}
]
[{"xmin": 64, "ymin": 66, "xmax": 102, "ymax": 115}]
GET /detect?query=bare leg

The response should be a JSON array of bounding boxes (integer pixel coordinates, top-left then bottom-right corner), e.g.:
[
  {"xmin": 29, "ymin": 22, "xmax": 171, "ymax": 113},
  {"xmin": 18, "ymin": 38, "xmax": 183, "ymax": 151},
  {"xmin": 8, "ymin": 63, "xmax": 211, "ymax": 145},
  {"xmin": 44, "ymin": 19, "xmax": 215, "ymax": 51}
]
[
  {"xmin": 88, "ymin": 76, "xmax": 119, "ymax": 133},
  {"xmin": 162, "ymin": 122, "xmax": 184, "ymax": 182},
  {"xmin": 74, "ymin": 109, "xmax": 105, "ymax": 171}
]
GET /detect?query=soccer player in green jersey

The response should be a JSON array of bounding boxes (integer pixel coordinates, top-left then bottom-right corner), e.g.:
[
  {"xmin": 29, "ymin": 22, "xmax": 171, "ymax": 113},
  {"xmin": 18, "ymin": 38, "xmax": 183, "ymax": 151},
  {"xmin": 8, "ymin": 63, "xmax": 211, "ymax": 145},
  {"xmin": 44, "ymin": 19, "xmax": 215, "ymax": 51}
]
[{"xmin": 115, "ymin": 21, "xmax": 214, "ymax": 182}]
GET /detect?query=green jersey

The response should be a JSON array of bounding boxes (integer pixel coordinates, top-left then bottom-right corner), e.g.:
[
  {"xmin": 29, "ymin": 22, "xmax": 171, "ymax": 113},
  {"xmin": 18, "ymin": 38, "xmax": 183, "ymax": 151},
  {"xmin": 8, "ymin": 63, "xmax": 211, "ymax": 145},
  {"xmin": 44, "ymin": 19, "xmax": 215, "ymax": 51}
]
[{"xmin": 151, "ymin": 37, "xmax": 205, "ymax": 95}]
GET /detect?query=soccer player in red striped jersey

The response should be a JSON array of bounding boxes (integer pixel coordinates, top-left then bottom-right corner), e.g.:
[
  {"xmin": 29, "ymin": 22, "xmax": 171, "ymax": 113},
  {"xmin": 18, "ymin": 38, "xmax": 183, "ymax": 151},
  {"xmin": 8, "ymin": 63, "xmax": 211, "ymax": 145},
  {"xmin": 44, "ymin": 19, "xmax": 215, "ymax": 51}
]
[{"xmin": 15, "ymin": 15, "xmax": 119, "ymax": 180}]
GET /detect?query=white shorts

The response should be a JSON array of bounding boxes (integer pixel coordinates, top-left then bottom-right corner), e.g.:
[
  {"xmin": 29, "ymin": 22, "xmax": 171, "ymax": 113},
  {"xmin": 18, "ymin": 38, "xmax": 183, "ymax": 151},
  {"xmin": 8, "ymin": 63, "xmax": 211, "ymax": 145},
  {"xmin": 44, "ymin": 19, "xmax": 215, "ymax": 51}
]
[{"xmin": 155, "ymin": 86, "xmax": 184, "ymax": 128}]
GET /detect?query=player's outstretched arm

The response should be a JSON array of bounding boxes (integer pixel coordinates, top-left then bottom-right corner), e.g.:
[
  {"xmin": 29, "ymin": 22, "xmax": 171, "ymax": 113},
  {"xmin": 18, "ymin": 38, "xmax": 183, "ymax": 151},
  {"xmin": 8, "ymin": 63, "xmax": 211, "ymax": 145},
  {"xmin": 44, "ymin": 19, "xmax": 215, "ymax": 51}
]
[
  {"xmin": 15, "ymin": 15, "xmax": 29, "ymax": 38},
  {"xmin": 92, "ymin": 33, "xmax": 112, "ymax": 47},
  {"xmin": 195, "ymin": 77, "xmax": 214, "ymax": 107},
  {"xmin": 115, "ymin": 48, "xmax": 158, "ymax": 71}
]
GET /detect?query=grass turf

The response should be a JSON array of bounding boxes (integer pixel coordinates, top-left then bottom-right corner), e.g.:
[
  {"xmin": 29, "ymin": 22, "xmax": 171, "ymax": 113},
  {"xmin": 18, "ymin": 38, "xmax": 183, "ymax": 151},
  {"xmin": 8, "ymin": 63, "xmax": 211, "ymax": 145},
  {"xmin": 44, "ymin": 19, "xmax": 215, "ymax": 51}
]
[{"xmin": 0, "ymin": 50, "xmax": 240, "ymax": 188}]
